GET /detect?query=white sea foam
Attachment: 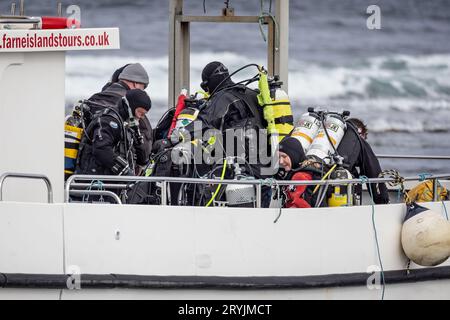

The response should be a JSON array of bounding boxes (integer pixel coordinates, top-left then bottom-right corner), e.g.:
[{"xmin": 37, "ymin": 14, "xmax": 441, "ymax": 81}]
[{"xmin": 66, "ymin": 52, "xmax": 450, "ymax": 131}]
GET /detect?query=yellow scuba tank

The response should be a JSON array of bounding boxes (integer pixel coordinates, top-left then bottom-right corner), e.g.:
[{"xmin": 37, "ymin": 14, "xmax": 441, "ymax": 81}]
[
  {"xmin": 64, "ymin": 115, "xmax": 83, "ymax": 180},
  {"xmin": 257, "ymin": 67, "xmax": 294, "ymax": 146},
  {"xmin": 64, "ymin": 101, "xmax": 88, "ymax": 180},
  {"xmin": 327, "ymin": 166, "xmax": 354, "ymax": 207}
]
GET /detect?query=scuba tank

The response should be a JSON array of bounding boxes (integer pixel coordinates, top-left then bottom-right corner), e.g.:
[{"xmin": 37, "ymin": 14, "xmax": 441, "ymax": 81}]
[
  {"xmin": 64, "ymin": 101, "xmax": 86, "ymax": 180},
  {"xmin": 168, "ymin": 89, "xmax": 188, "ymax": 138},
  {"xmin": 170, "ymin": 96, "xmax": 202, "ymax": 145},
  {"xmin": 268, "ymin": 76, "xmax": 294, "ymax": 142},
  {"xmin": 306, "ymin": 111, "xmax": 349, "ymax": 165},
  {"xmin": 327, "ymin": 160, "xmax": 354, "ymax": 207},
  {"xmin": 225, "ymin": 158, "xmax": 256, "ymax": 208},
  {"xmin": 257, "ymin": 67, "xmax": 294, "ymax": 151},
  {"xmin": 291, "ymin": 108, "xmax": 321, "ymax": 153},
  {"xmin": 174, "ymin": 105, "xmax": 200, "ymax": 130}
]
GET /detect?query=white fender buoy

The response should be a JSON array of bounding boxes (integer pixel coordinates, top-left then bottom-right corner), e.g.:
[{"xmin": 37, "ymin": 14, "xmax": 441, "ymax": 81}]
[{"xmin": 401, "ymin": 203, "xmax": 450, "ymax": 266}]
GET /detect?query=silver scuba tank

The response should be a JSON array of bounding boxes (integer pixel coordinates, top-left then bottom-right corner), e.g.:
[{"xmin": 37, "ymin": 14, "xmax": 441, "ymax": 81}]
[
  {"xmin": 291, "ymin": 108, "xmax": 321, "ymax": 153},
  {"xmin": 306, "ymin": 112, "xmax": 347, "ymax": 164}
]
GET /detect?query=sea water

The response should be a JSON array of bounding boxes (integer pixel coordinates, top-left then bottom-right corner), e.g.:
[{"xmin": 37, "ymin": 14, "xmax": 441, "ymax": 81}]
[{"xmin": 19, "ymin": 0, "xmax": 450, "ymax": 175}]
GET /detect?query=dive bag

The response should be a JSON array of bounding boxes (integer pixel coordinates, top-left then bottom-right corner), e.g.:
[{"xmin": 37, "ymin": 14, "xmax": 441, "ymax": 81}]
[{"xmin": 408, "ymin": 180, "xmax": 449, "ymax": 202}]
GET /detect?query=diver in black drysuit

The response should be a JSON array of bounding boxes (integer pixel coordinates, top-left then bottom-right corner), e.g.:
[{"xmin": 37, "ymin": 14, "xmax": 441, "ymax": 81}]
[
  {"xmin": 76, "ymin": 89, "xmax": 152, "ymax": 176},
  {"xmin": 179, "ymin": 62, "xmax": 271, "ymax": 206},
  {"xmin": 337, "ymin": 118, "xmax": 389, "ymax": 204},
  {"xmin": 86, "ymin": 64, "xmax": 153, "ymax": 166},
  {"xmin": 196, "ymin": 62, "xmax": 266, "ymax": 175}
]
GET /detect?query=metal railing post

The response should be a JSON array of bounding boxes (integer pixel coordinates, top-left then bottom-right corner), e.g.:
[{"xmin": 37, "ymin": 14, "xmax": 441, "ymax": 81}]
[
  {"xmin": 161, "ymin": 181, "xmax": 168, "ymax": 206},
  {"xmin": 433, "ymin": 178, "xmax": 439, "ymax": 202},
  {"xmin": 256, "ymin": 184, "xmax": 262, "ymax": 208}
]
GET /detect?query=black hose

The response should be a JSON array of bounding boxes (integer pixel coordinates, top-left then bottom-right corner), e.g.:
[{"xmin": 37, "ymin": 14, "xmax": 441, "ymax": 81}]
[{"xmin": 208, "ymin": 64, "xmax": 260, "ymax": 99}]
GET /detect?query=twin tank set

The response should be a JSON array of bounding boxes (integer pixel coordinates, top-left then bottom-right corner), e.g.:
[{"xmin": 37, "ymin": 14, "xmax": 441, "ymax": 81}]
[{"xmin": 290, "ymin": 108, "xmax": 354, "ymax": 207}]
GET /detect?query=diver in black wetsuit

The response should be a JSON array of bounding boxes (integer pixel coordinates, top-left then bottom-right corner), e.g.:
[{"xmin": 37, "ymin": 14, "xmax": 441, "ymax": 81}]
[{"xmin": 338, "ymin": 118, "xmax": 389, "ymax": 204}]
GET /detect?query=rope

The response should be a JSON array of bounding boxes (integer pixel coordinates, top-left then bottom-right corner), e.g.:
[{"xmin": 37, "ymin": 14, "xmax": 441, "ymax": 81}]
[
  {"xmin": 270, "ymin": 178, "xmax": 283, "ymax": 223},
  {"xmin": 361, "ymin": 176, "xmax": 386, "ymax": 300},
  {"xmin": 82, "ymin": 180, "xmax": 105, "ymax": 203},
  {"xmin": 418, "ymin": 173, "xmax": 432, "ymax": 182},
  {"xmin": 378, "ymin": 170, "xmax": 411, "ymax": 204},
  {"xmin": 258, "ymin": 0, "xmax": 280, "ymax": 50}
]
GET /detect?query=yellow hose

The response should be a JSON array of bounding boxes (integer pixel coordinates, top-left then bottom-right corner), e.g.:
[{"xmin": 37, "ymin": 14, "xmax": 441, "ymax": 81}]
[
  {"xmin": 313, "ymin": 164, "xmax": 337, "ymax": 195},
  {"xmin": 206, "ymin": 159, "xmax": 228, "ymax": 207}
]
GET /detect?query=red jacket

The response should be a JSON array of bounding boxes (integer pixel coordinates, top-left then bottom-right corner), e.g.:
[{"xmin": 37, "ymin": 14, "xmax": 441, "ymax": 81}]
[{"xmin": 285, "ymin": 171, "xmax": 313, "ymax": 208}]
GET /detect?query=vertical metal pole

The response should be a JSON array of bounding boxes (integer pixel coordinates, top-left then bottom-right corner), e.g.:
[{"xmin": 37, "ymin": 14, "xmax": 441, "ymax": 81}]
[
  {"xmin": 169, "ymin": 0, "xmax": 183, "ymax": 108},
  {"xmin": 256, "ymin": 184, "xmax": 262, "ymax": 208},
  {"xmin": 169, "ymin": 0, "xmax": 190, "ymax": 108},
  {"xmin": 161, "ymin": 181, "xmax": 167, "ymax": 206},
  {"xmin": 57, "ymin": 2, "xmax": 63, "ymax": 17},
  {"xmin": 178, "ymin": 21, "xmax": 190, "ymax": 97},
  {"xmin": 433, "ymin": 179, "xmax": 439, "ymax": 202},
  {"xmin": 11, "ymin": 3, "xmax": 16, "ymax": 15},
  {"xmin": 275, "ymin": 0, "xmax": 289, "ymax": 92},
  {"xmin": 347, "ymin": 184, "xmax": 353, "ymax": 206},
  {"xmin": 267, "ymin": 19, "xmax": 275, "ymax": 77},
  {"xmin": 19, "ymin": 0, "xmax": 24, "ymax": 16}
]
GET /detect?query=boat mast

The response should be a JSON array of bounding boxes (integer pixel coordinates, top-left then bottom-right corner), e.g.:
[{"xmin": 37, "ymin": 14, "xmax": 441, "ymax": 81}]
[{"xmin": 168, "ymin": 0, "xmax": 290, "ymax": 107}]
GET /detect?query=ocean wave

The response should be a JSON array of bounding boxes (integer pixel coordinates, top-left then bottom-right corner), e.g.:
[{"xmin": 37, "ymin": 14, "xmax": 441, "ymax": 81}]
[
  {"xmin": 369, "ymin": 118, "xmax": 450, "ymax": 133},
  {"xmin": 65, "ymin": 52, "xmax": 450, "ymax": 134},
  {"xmin": 65, "ymin": 51, "xmax": 264, "ymax": 106},
  {"xmin": 289, "ymin": 54, "xmax": 450, "ymax": 101}
]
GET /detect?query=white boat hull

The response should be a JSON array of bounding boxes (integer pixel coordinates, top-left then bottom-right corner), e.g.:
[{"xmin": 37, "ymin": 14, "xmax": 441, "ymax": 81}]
[{"xmin": 1, "ymin": 201, "xmax": 449, "ymax": 299}]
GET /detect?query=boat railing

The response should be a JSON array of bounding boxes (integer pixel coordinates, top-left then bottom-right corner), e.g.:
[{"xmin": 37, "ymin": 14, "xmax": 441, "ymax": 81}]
[
  {"xmin": 0, "ymin": 173, "xmax": 53, "ymax": 203},
  {"xmin": 377, "ymin": 155, "xmax": 450, "ymax": 160},
  {"xmin": 65, "ymin": 173, "xmax": 450, "ymax": 207},
  {"xmin": 69, "ymin": 189, "xmax": 122, "ymax": 205}
]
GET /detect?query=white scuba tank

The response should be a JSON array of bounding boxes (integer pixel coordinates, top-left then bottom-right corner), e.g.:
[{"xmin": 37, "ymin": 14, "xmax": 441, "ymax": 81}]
[
  {"xmin": 291, "ymin": 111, "xmax": 321, "ymax": 153},
  {"xmin": 306, "ymin": 113, "xmax": 347, "ymax": 164}
]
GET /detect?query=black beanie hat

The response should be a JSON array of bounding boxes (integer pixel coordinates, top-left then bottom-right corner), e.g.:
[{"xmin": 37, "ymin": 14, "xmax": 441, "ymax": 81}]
[
  {"xmin": 279, "ymin": 137, "xmax": 306, "ymax": 169},
  {"xmin": 201, "ymin": 61, "xmax": 231, "ymax": 93},
  {"xmin": 125, "ymin": 89, "xmax": 152, "ymax": 112}
]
